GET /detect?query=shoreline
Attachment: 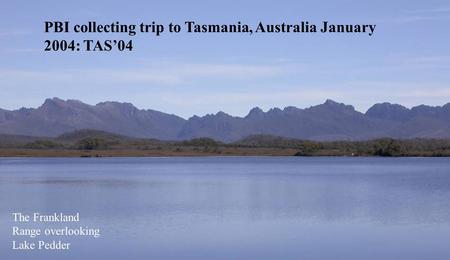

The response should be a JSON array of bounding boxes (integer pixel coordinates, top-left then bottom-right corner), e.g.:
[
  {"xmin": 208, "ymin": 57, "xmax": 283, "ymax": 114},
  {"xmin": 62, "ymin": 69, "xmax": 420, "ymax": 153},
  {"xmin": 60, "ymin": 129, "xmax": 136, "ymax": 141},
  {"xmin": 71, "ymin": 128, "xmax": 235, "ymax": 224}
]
[
  {"xmin": 0, "ymin": 148, "xmax": 297, "ymax": 157},
  {"xmin": 2, "ymin": 131, "xmax": 449, "ymax": 158},
  {"xmin": 1, "ymin": 148, "xmax": 448, "ymax": 158}
]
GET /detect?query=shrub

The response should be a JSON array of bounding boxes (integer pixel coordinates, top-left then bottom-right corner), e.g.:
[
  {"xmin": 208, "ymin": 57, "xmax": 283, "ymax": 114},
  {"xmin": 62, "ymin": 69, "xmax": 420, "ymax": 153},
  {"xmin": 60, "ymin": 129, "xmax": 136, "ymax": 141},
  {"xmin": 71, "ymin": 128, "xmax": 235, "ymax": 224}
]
[
  {"xmin": 75, "ymin": 138, "xmax": 106, "ymax": 150},
  {"xmin": 372, "ymin": 139, "xmax": 402, "ymax": 156},
  {"xmin": 24, "ymin": 140, "xmax": 62, "ymax": 149}
]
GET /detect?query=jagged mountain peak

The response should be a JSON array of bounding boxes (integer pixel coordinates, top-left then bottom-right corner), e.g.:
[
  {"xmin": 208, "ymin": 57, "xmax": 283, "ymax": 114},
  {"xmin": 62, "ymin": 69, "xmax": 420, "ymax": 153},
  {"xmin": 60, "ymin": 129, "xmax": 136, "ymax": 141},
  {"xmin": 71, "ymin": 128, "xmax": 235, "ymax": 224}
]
[
  {"xmin": 368, "ymin": 102, "xmax": 409, "ymax": 111},
  {"xmin": 1, "ymin": 98, "xmax": 449, "ymax": 141},
  {"xmin": 249, "ymin": 106, "xmax": 263, "ymax": 113},
  {"xmin": 0, "ymin": 98, "xmax": 185, "ymax": 139},
  {"xmin": 41, "ymin": 97, "xmax": 65, "ymax": 107},
  {"xmin": 306, "ymin": 99, "xmax": 356, "ymax": 113},
  {"xmin": 283, "ymin": 106, "xmax": 300, "ymax": 113},
  {"xmin": 246, "ymin": 107, "xmax": 265, "ymax": 118},
  {"xmin": 366, "ymin": 102, "xmax": 411, "ymax": 121},
  {"xmin": 96, "ymin": 101, "xmax": 136, "ymax": 108},
  {"xmin": 267, "ymin": 107, "xmax": 283, "ymax": 114},
  {"xmin": 40, "ymin": 98, "xmax": 89, "ymax": 110},
  {"xmin": 215, "ymin": 111, "xmax": 229, "ymax": 117},
  {"xmin": 324, "ymin": 99, "xmax": 339, "ymax": 105}
]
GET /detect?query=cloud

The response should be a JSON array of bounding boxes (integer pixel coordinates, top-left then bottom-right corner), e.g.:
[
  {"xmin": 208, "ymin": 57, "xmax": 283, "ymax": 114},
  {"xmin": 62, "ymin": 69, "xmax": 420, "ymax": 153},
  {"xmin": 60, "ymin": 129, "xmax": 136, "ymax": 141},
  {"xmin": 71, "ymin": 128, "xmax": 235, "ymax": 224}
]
[
  {"xmin": 393, "ymin": 6, "xmax": 450, "ymax": 23},
  {"xmin": 0, "ymin": 62, "xmax": 293, "ymax": 87},
  {"xmin": 397, "ymin": 88, "xmax": 450, "ymax": 98},
  {"xmin": 0, "ymin": 48, "xmax": 40, "ymax": 54},
  {"xmin": 405, "ymin": 7, "xmax": 450, "ymax": 14},
  {"xmin": 158, "ymin": 89, "xmax": 340, "ymax": 107},
  {"xmin": 144, "ymin": 82, "xmax": 450, "ymax": 117},
  {"xmin": 394, "ymin": 15, "xmax": 450, "ymax": 23},
  {"xmin": 0, "ymin": 59, "xmax": 448, "ymax": 117},
  {"xmin": 0, "ymin": 29, "xmax": 30, "ymax": 38},
  {"xmin": 374, "ymin": 56, "xmax": 450, "ymax": 71}
]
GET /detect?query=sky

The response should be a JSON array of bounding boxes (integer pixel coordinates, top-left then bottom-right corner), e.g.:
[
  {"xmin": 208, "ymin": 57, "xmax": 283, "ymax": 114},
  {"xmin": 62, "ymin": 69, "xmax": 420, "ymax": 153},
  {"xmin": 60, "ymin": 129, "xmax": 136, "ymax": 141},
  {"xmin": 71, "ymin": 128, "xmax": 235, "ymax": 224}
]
[{"xmin": 0, "ymin": 0, "xmax": 449, "ymax": 118}]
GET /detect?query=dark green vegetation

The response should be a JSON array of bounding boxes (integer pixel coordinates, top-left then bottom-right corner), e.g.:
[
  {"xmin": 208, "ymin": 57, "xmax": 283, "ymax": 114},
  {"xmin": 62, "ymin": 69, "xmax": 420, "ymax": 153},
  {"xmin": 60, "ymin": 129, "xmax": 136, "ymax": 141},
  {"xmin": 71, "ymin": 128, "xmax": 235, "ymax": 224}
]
[
  {"xmin": 0, "ymin": 130, "xmax": 449, "ymax": 157},
  {"xmin": 237, "ymin": 135, "xmax": 450, "ymax": 157}
]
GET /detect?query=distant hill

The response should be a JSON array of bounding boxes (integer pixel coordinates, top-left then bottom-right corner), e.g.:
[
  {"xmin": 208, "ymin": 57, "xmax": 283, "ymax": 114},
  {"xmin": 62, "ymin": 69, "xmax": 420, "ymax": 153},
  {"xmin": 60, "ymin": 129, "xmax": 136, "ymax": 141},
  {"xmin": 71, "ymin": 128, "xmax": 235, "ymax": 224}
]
[
  {"xmin": 178, "ymin": 99, "xmax": 450, "ymax": 141},
  {"xmin": 0, "ymin": 98, "xmax": 449, "ymax": 142},
  {"xmin": 0, "ymin": 134, "xmax": 45, "ymax": 147},
  {"xmin": 0, "ymin": 98, "xmax": 185, "ymax": 139},
  {"xmin": 57, "ymin": 129, "xmax": 131, "ymax": 142},
  {"xmin": 234, "ymin": 135, "xmax": 307, "ymax": 148}
]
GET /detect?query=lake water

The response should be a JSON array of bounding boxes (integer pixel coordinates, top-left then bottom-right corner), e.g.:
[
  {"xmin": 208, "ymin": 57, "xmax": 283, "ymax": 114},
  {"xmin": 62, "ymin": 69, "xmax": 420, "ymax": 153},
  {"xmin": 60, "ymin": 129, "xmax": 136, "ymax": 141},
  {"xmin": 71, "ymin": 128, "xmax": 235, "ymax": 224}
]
[{"xmin": 0, "ymin": 157, "xmax": 449, "ymax": 260}]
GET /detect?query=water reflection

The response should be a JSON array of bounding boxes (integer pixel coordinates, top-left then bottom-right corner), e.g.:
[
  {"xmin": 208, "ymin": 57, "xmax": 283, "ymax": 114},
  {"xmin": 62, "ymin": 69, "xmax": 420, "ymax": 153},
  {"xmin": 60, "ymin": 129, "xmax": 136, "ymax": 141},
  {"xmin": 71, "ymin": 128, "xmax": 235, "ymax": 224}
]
[{"xmin": 0, "ymin": 157, "xmax": 449, "ymax": 260}]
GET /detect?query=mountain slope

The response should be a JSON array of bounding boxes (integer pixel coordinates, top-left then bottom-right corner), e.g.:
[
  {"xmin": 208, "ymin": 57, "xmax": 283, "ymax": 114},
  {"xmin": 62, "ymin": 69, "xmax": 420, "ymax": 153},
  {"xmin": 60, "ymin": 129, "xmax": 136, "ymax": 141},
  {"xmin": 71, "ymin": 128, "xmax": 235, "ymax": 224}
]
[
  {"xmin": 0, "ymin": 98, "xmax": 449, "ymax": 141},
  {"xmin": 0, "ymin": 98, "xmax": 186, "ymax": 139}
]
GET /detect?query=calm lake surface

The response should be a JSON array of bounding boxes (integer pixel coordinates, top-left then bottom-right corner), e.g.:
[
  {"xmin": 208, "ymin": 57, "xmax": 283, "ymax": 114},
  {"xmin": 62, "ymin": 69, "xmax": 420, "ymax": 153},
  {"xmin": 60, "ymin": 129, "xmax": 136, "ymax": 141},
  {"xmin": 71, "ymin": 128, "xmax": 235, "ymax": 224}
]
[{"xmin": 1, "ymin": 157, "xmax": 449, "ymax": 260}]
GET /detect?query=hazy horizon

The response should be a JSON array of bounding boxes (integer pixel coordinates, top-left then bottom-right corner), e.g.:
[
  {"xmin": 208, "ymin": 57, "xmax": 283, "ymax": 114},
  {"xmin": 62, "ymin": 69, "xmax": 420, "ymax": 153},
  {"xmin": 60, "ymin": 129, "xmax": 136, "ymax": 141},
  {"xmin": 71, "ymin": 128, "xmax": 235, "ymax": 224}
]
[{"xmin": 1, "ymin": 0, "xmax": 449, "ymax": 118}]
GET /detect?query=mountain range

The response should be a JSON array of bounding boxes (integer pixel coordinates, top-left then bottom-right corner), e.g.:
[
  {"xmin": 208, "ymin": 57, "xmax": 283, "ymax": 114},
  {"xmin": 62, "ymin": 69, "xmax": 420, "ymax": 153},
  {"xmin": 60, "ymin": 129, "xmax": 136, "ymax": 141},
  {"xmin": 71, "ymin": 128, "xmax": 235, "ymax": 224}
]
[{"xmin": 0, "ymin": 98, "xmax": 449, "ymax": 142}]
